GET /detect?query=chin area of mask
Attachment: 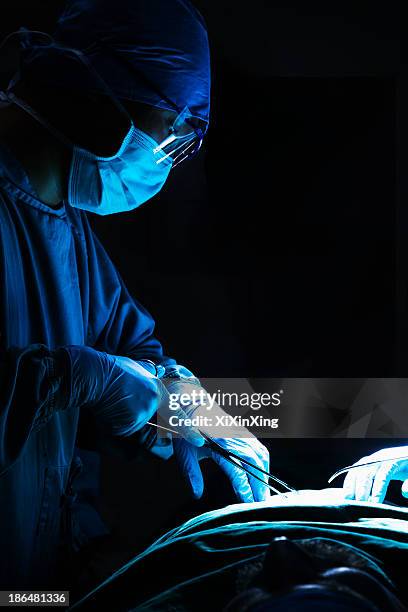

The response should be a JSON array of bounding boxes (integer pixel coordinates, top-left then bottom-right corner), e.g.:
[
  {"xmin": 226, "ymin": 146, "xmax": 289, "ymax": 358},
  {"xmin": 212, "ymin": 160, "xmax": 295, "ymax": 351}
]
[{"xmin": 68, "ymin": 123, "xmax": 173, "ymax": 215}]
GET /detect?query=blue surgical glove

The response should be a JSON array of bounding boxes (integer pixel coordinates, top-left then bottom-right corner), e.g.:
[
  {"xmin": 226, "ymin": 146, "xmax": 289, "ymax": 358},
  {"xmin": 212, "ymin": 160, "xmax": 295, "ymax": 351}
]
[
  {"xmin": 174, "ymin": 434, "xmax": 270, "ymax": 503},
  {"xmin": 160, "ymin": 366, "xmax": 270, "ymax": 502},
  {"xmin": 63, "ymin": 346, "xmax": 166, "ymax": 437},
  {"xmin": 343, "ymin": 446, "xmax": 408, "ymax": 503}
]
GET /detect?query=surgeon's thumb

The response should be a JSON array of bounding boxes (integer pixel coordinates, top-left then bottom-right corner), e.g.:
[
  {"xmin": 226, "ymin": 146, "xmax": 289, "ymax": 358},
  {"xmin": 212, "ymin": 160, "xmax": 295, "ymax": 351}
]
[
  {"xmin": 174, "ymin": 439, "xmax": 204, "ymax": 499},
  {"xmin": 401, "ymin": 479, "xmax": 408, "ymax": 498}
]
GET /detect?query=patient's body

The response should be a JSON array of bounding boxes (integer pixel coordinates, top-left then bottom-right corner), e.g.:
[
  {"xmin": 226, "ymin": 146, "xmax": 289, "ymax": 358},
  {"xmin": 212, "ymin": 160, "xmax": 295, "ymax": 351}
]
[{"xmin": 71, "ymin": 490, "xmax": 408, "ymax": 611}]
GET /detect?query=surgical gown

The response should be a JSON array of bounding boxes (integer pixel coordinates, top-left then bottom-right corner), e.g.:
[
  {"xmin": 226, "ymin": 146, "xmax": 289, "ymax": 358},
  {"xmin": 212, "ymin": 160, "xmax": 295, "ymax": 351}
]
[{"xmin": 0, "ymin": 143, "xmax": 171, "ymax": 588}]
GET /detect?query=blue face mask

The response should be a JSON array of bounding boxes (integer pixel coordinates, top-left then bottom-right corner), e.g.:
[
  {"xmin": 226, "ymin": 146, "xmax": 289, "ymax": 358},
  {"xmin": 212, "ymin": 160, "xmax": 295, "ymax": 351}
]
[
  {"xmin": 0, "ymin": 89, "xmax": 173, "ymax": 215},
  {"xmin": 69, "ymin": 123, "xmax": 173, "ymax": 215}
]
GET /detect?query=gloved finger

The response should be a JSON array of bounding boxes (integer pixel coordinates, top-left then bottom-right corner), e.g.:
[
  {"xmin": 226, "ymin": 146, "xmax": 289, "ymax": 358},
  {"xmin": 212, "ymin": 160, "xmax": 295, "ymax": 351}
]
[
  {"xmin": 212, "ymin": 452, "xmax": 254, "ymax": 503},
  {"xmin": 370, "ymin": 462, "xmax": 398, "ymax": 503},
  {"xmin": 173, "ymin": 439, "xmax": 204, "ymax": 499},
  {"xmin": 156, "ymin": 365, "xmax": 166, "ymax": 378},
  {"xmin": 247, "ymin": 471, "xmax": 270, "ymax": 502},
  {"xmin": 401, "ymin": 479, "xmax": 408, "ymax": 498},
  {"xmin": 245, "ymin": 444, "xmax": 271, "ymax": 502},
  {"xmin": 343, "ymin": 455, "xmax": 371, "ymax": 499},
  {"xmin": 343, "ymin": 467, "xmax": 357, "ymax": 499},
  {"xmin": 114, "ymin": 356, "xmax": 157, "ymax": 379},
  {"xmin": 158, "ymin": 404, "xmax": 205, "ymax": 448},
  {"xmin": 355, "ymin": 466, "xmax": 378, "ymax": 501}
]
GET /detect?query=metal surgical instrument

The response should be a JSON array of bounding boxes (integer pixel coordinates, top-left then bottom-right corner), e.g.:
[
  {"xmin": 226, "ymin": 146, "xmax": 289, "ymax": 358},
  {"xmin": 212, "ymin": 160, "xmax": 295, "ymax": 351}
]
[
  {"xmin": 147, "ymin": 421, "xmax": 296, "ymax": 496},
  {"xmin": 328, "ymin": 455, "xmax": 408, "ymax": 484}
]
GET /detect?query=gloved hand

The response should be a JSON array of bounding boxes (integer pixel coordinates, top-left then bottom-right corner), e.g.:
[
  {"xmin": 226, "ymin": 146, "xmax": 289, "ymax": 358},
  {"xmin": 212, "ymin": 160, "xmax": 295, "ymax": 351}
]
[
  {"xmin": 160, "ymin": 367, "xmax": 270, "ymax": 503},
  {"xmin": 174, "ymin": 433, "xmax": 270, "ymax": 503},
  {"xmin": 343, "ymin": 446, "xmax": 408, "ymax": 503},
  {"xmin": 63, "ymin": 345, "xmax": 168, "ymax": 437}
]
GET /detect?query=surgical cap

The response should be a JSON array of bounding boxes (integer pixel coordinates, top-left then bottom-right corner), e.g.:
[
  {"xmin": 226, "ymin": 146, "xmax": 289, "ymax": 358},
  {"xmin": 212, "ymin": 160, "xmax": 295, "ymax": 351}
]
[{"xmin": 21, "ymin": 0, "xmax": 211, "ymax": 126}]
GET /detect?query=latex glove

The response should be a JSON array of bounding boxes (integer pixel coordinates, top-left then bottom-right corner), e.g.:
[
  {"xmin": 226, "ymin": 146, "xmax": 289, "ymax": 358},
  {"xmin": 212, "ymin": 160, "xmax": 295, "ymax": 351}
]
[
  {"xmin": 160, "ymin": 367, "xmax": 270, "ymax": 502},
  {"xmin": 343, "ymin": 446, "xmax": 408, "ymax": 503},
  {"xmin": 174, "ymin": 432, "xmax": 270, "ymax": 502},
  {"xmin": 64, "ymin": 346, "xmax": 168, "ymax": 437}
]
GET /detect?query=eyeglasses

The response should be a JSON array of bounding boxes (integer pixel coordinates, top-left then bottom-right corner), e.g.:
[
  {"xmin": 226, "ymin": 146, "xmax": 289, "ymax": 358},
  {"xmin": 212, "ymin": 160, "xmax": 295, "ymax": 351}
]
[{"xmin": 153, "ymin": 124, "xmax": 203, "ymax": 168}]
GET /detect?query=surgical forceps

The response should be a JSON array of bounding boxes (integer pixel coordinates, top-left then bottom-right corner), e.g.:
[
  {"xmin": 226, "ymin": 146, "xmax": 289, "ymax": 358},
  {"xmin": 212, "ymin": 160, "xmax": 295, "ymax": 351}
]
[
  {"xmin": 201, "ymin": 432, "xmax": 295, "ymax": 496},
  {"xmin": 147, "ymin": 421, "xmax": 295, "ymax": 496},
  {"xmin": 328, "ymin": 455, "xmax": 408, "ymax": 484}
]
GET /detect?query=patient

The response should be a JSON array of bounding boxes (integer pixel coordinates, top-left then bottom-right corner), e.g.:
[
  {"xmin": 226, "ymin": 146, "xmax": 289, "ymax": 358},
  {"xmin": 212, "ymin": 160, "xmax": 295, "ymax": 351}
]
[
  {"xmin": 70, "ymin": 488, "xmax": 408, "ymax": 611},
  {"xmin": 224, "ymin": 536, "xmax": 406, "ymax": 612}
]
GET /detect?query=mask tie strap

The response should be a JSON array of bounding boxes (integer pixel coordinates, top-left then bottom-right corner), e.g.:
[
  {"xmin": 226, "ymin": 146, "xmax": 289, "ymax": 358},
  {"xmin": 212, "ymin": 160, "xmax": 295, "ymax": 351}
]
[
  {"xmin": 0, "ymin": 90, "xmax": 74, "ymax": 150},
  {"xmin": 1, "ymin": 29, "xmax": 134, "ymax": 140}
]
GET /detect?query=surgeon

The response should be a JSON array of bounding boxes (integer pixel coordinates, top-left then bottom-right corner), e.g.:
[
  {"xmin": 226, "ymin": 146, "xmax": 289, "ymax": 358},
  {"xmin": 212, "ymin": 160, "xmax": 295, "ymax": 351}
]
[{"xmin": 0, "ymin": 0, "xmax": 269, "ymax": 590}]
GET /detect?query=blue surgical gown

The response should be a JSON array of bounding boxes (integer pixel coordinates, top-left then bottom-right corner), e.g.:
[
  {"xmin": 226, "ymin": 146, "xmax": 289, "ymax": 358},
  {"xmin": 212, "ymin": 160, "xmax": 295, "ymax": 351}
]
[{"xmin": 0, "ymin": 143, "xmax": 171, "ymax": 588}]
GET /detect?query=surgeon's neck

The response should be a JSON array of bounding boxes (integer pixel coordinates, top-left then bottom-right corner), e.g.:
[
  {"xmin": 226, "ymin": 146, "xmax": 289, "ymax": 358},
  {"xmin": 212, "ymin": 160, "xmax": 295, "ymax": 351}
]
[{"xmin": 0, "ymin": 104, "xmax": 71, "ymax": 207}]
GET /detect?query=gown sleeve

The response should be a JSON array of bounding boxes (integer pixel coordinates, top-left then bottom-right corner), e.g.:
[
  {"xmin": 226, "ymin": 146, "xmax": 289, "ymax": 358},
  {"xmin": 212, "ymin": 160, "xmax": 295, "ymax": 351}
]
[{"xmin": 87, "ymin": 230, "xmax": 176, "ymax": 367}]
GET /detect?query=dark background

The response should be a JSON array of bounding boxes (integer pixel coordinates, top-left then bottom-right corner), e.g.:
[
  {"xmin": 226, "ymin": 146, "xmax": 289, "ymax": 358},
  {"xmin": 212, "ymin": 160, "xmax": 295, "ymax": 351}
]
[{"xmin": 1, "ymin": 0, "xmax": 407, "ymax": 587}]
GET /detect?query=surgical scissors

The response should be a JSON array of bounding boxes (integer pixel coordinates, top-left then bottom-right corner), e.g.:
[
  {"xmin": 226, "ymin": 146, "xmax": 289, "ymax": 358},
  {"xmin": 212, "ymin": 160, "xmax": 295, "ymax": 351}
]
[{"xmin": 147, "ymin": 421, "xmax": 295, "ymax": 496}]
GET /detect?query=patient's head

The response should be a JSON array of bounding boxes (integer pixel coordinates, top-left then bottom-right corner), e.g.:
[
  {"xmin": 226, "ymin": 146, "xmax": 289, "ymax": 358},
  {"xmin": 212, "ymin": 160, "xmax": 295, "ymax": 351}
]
[{"xmin": 225, "ymin": 537, "xmax": 406, "ymax": 612}]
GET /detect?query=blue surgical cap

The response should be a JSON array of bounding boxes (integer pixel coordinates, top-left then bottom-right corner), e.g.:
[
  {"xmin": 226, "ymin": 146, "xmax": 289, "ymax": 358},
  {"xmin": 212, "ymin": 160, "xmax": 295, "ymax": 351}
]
[{"xmin": 21, "ymin": 0, "xmax": 211, "ymax": 126}]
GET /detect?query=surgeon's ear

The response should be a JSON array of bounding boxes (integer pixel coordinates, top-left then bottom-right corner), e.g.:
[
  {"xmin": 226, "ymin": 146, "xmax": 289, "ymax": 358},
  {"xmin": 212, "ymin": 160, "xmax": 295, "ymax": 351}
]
[{"xmin": 58, "ymin": 87, "xmax": 131, "ymax": 156}]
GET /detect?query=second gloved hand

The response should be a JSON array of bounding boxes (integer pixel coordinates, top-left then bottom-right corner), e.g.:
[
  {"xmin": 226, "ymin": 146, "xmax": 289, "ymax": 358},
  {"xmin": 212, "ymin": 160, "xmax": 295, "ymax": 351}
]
[
  {"xmin": 160, "ymin": 366, "xmax": 270, "ymax": 503},
  {"xmin": 174, "ymin": 433, "xmax": 270, "ymax": 503},
  {"xmin": 343, "ymin": 446, "xmax": 408, "ymax": 503},
  {"xmin": 63, "ymin": 345, "xmax": 166, "ymax": 436}
]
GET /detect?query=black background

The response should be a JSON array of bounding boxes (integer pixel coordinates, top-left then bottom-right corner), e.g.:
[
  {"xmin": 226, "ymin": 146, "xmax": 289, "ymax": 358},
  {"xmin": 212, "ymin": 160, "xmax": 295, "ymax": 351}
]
[{"xmin": 1, "ymin": 0, "xmax": 407, "ymax": 586}]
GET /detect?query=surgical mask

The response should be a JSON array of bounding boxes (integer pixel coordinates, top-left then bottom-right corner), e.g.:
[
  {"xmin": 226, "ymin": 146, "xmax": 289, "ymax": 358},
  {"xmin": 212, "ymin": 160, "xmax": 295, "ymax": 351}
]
[
  {"xmin": 0, "ymin": 88, "xmax": 173, "ymax": 215},
  {"xmin": 69, "ymin": 123, "xmax": 172, "ymax": 215}
]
